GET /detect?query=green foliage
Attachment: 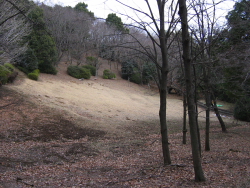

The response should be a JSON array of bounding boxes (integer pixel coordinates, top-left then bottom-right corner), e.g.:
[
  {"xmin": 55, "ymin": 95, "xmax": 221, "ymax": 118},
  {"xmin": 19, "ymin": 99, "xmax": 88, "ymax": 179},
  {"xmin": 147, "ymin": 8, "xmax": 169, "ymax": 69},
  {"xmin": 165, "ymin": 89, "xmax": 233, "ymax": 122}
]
[
  {"xmin": 106, "ymin": 13, "xmax": 128, "ymax": 33},
  {"xmin": 67, "ymin": 65, "xmax": 91, "ymax": 79},
  {"xmin": 86, "ymin": 56, "xmax": 98, "ymax": 66},
  {"xmin": 74, "ymin": 2, "xmax": 94, "ymax": 17},
  {"xmin": 67, "ymin": 65, "xmax": 81, "ymax": 78},
  {"xmin": 82, "ymin": 65, "xmax": 96, "ymax": 76},
  {"xmin": 130, "ymin": 69, "xmax": 141, "ymax": 84},
  {"xmin": 28, "ymin": 69, "xmax": 40, "ymax": 81},
  {"xmin": 39, "ymin": 63, "xmax": 57, "ymax": 75},
  {"xmin": 27, "ymin": 6, "xmax": 58, "ymax": 74},
  {"xmin": 121, "ymin": 61, "xmax": 156, "ymax": 84},
  {"xmin": 0, "ymin": 65, "xmax": 11, "ymax": 84},
  {"xmin": 80, "ymin": 68, "xmax": 91, "ymax": 79},
  {"xmin": 4, "ymin": 63, "xmax": 15, "ymax": 72},
  {"xmin": 28, "ymin": 73, "xmax": 38, "ymax": 80},
  {"xmin": 122, "ymin": 61, "xmax": 140, "ymax": 83},
  {"xmin": 121, "ymin": 61, "xmax": 137, "ymax": 80},
  {"xmin": 213, "ymin": 64, "xmax": 247, "ymax": 103},
  {"xmin": 142, "ymin": 62, "xmax": 156, "ymax": 84},
  {"xmin": 17, "ymin": 66, "xmax": 29, "ymax": 75},
  {"xmin": 234, "ymin": 96, "xmax": 250, "ymax": 122},
  {"xmin": 15, "ymin": 48, "xmax": 38, "ymax": 73},
  {"xmin": 226, "ymin": 0, "xmax": 250, "ymax": 44},
  {"xmin": 103, "ymin": 69, "xmax": 116, "ymax": 79}
]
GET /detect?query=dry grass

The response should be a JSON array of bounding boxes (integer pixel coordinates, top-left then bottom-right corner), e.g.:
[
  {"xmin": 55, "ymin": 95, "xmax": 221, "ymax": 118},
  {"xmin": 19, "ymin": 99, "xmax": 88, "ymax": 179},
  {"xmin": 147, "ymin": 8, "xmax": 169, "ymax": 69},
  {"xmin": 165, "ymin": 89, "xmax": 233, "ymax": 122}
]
[{"xmin": 0, "ymin": 60, "xmax": 249, "ymax": 187}]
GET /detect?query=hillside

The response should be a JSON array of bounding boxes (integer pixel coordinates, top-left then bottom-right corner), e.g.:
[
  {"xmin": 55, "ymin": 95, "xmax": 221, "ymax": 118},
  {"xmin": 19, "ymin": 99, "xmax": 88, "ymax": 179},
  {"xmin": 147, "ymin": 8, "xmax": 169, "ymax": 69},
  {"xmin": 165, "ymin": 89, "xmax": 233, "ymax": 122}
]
[
  {"xmin": 0, "ymin": 61, "xmax": 249, "ymax": 187},
  {"xmin": 8, "ymin": 60, "xmax": 186, "ymax": 135}
]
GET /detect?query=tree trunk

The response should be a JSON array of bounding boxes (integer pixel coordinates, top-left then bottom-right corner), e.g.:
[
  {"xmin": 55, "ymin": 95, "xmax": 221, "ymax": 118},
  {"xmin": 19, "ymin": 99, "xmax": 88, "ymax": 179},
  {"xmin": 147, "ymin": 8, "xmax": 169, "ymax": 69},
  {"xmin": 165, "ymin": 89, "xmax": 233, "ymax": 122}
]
[
  {"xmin": 183, "ymin": 93, "xmax": 187, "ymax": 144},
  {"xmin": 203, "ymin": 66, "xmax": 211, "ymax": 151},
  {"xmin": 157, "ymin": 0, "xmax": 171, "ymax": 165},
  {"xmin": 205, "ymin": 90, "xmax": 211, "ymax": 151},
  {"xmin": 159, "ymin": 73, "xmax": 171, "ymax": 165},
  {"xmin": 178, "ymin": 0, "xmax": 206, "ymax": 181},
  {"xmin": 211, "ymin": 95, "xmax": 227, "ymax": 132},
  {"xmin": 193, "ymin": 64, "xmax": 202, "ymax": 156}
]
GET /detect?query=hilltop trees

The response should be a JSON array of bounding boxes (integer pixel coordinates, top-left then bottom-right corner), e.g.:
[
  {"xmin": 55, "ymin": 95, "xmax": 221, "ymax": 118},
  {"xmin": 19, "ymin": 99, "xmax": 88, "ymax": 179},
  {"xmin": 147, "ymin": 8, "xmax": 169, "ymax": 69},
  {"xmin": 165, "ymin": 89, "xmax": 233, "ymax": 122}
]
[
  {"xmin": 106, "ymin": 13, "xmax": 128, "ymax": 33},
  {"xmin": 0, "ymin": 0, "xmax": 58, "ymax": 75},
  {"xmin": 41, "ymin": 3, "xmax": 94, "ymax": 65},
  {"xmin": 74, "ymin": 2, "xmax": 94, "ymax": 18},
  {"xmin": 211, "ymin": 0, "xmax": 250, "ymax": 121},
  {"xmin": 0, "ymin": 0, "xmax": 32, "ymax": 64},
  {"xmin": 226, "ymin": 0, "xmax": 250, "ymax": 44},
  {"xmin": 25, "ymin": 6, "xmax": 57, "ymax": 74}
]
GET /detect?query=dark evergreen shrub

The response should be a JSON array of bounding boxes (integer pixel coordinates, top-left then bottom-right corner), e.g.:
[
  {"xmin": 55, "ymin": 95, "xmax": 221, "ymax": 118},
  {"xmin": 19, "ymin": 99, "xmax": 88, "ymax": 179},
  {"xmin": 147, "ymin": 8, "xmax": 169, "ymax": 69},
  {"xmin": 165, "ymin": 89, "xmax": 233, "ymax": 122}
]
[
  {"xmin": 4, "ymin": 63, "xmax": 15, "ymax": 72},
  {"xmin": 80, "ymin": 68, "xmax": 91, "ymax": 79},
  {"xmin": 234, "ymin": 96, "xmax": 250, "ymax": 122},
  {"xmin": 0, "ymin": 65, "xmax": 11, "ymax": 84},
  {"xmin": 17, "ymin": 66, "xmax": 29, "ymax": 74},
  {"xmin": 103, "ymin": 69, "xmax": 116, "ymax": 79},
  {"xmin": 15, "ymin": 48, "xmax": 38, "ymax": 73},
  {"xmin": 39, "ymin": 63, "xmax": 57, "ymax": 75},
  {"xmin": 67, "ymin": 66, "xmax": 91, "ymax": 79},
  {"xmin": 27, "ymin": 7, "xmax": 57, "ymax": 75},
  {"xmin": 130, "ymin": 71, "xmax": 141, "ymax": 84},
  {"xmin": 82, "ymin": 65, "xmax": 96, "ymax": 76}
]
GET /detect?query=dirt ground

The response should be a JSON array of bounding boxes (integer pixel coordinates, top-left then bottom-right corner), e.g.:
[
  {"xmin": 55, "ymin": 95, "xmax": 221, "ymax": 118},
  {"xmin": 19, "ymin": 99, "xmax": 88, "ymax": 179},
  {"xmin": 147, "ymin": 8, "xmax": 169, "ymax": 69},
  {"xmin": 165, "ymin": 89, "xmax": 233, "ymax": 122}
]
[{"xmin": 0, "ymin": 61, "xmax": 249, "ymax": 187}]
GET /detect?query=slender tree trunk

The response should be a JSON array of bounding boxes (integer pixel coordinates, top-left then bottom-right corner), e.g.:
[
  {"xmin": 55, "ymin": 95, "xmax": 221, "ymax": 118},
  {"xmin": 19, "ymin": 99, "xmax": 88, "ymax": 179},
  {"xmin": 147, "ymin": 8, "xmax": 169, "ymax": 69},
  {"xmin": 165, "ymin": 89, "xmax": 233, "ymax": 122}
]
[
  {"xmin": 159, "ymin": 72, "xmax": 171, "ymax": 165},
  {"xmin": 183, "ymin": 93, "xmax": 187, "ymax": 144},
  {"xmin": 203, "ymin": 66, "xmax": 211, "ymax": 151},
  {"xmin": 205, "ymin": 90, "xmax": 211, "ymax": 151},
  {"xmin": 178, "ymin": 0, "xmax": 206, "ymax": 181},
  {"xmin": 193, "ymin": 64, "xmax": 202, "ymax": 156},
  {"xmin": 211, "ymin": 95, "xmax": 227, "ymax": 132},
  {"xmin": 157, "ymin": 0, "xmax": 171, "ymax": 165}
]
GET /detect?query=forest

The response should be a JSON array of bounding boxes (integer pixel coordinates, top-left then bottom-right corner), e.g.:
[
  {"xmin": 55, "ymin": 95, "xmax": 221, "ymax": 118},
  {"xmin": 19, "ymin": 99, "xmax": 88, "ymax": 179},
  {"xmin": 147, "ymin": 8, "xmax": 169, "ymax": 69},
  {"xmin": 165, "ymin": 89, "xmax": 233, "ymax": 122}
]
[{"xmin": 0, "ymin": 0, "xmax": 250, "ymax": 186}]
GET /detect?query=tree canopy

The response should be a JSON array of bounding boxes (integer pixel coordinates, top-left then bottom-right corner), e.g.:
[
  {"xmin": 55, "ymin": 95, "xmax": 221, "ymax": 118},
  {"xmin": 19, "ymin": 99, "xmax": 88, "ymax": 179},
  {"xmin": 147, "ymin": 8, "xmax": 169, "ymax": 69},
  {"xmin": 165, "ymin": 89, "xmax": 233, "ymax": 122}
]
[
  {"xmin": 27, "ymin": 6, "xmax": 57, "ymax": 74},
  {"xmin": 226, "ymin": 0, "xmax": 250, "ymax": 44},
  {"xmin": 74, "ymin": 2, "xmax": 94, "ymax": 18},
  {"xmin": 106, "ymin": 13, "xmax": 128, "ymax": 33}
]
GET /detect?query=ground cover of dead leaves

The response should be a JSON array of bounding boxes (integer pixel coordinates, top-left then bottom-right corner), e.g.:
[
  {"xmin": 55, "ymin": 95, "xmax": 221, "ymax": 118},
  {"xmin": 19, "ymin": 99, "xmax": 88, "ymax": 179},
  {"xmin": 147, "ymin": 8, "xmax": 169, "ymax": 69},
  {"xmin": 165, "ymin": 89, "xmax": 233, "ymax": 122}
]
[
  {"xmin": 0, "ymin": 65, "xmax": 249, "ymax": 187},
  {"xmin": 1, "ymin": 88, "xmax": 249, "ymax": 188}
]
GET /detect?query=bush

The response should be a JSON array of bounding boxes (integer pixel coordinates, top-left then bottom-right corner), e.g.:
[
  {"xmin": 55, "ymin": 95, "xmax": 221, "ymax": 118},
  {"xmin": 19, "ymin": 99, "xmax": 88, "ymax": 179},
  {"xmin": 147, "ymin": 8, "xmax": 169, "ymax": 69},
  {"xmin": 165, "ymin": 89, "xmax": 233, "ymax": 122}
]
[
  {"xmin": 86, "ymin": 56, "xmax": 98, "ymax": 66},
  {"xmin": 80, "ymin": 68, "xmax": 91, "ymax": 79},
  {"xmin": 4, "ymin": 63, "xmax": 15, "ymax": 72},
  {"xmin": 103, "ymin": 69, "xmax": 116, "ymax": 79},
  {"xmin": 28, "ymin": 73, "xmax": 38, "ymax": 80},
  {"xmin": 28, "ymin": 69, "xmax": 40, "ymax": 81},
  {"xmin": 67, "ymin": 66, "xmax": 91, "ymax": 79},
  {"xmin": 15, "ymin": 48, "xmax": 38, "ymax": 72},
  {"xmin": 39, "ymin": 63, "xmax": 57, "ymax": 75},
  {"xmin": 17, "ymin": 66, "xmax": 29, "ymax": 74},
  {"xmin": 0, "ymin": 65, "xmax": 11, "ymax": 84},
  {"xmin": 234, "ymin": 96, "xmax": 250, "ymax": 122},
  {"xmin": 130, "ymin": 71, "xmax": 142, "ymax": 84},
  {"xmin": 67, "ymin": 65, "xmax": 81, "ymax": 79},
  {"xmin": 82, "ymin": 65, "xmax": 96, "ymax": 76}
]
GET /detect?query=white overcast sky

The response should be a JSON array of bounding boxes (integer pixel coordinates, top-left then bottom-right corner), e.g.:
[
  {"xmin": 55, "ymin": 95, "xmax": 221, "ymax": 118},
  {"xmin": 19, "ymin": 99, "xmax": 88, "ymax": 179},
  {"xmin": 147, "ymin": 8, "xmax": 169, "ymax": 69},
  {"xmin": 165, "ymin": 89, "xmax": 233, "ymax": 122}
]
[{"xmin": 38, "ymin": 0, "xmax": 235, "ymax": 25}]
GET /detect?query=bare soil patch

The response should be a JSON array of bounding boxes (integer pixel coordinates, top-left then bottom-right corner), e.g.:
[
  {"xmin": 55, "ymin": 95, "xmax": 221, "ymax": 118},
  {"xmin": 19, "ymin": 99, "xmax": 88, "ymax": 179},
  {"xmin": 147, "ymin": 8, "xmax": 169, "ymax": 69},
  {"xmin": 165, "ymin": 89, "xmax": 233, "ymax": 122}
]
[{"xmin": 0, "ymin": 61, "xmax": 249, "ymax": 187}]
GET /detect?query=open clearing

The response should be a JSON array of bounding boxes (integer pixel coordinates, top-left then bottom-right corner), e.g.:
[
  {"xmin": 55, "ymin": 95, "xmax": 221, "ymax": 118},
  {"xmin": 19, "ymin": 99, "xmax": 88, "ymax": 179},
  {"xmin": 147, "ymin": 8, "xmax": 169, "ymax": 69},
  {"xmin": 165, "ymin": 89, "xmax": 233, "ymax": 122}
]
[{"xmin": 0, "ymin": 61, "xmax": 249, "ymax": 187}]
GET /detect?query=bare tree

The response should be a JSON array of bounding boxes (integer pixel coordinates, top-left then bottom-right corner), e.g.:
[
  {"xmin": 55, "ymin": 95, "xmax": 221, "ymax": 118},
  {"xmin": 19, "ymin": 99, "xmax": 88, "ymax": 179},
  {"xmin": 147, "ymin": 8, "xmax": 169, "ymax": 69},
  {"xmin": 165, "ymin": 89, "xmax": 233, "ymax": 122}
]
[
  {"xmin": 178, "ymin": 0, "xmax": 206, "ymax": 181},
  {"xmin": 0, "ymin": 0, "xmax": 32, "ymax": 64},
  {"xmin": 189, "ymin": 0, "xmax": 228, "ymax": 150},
  {"xmin": 112, "ymin": 0, "xmax": 183, "ymax": 165},
  {"xmin": 41, "ymin": 4, "xmax": 93, "ymax": 64}
]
